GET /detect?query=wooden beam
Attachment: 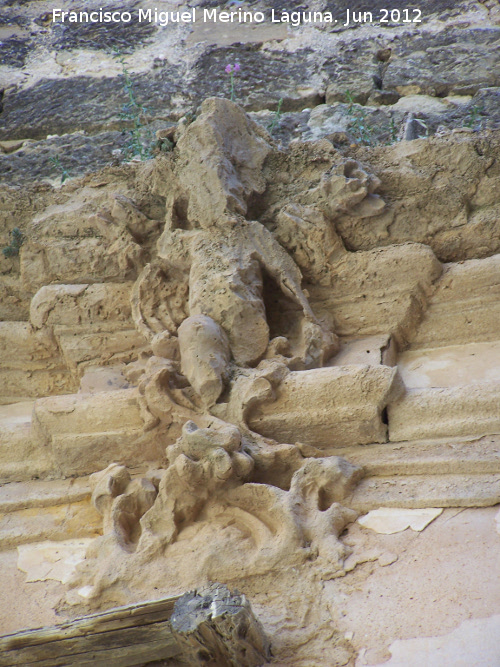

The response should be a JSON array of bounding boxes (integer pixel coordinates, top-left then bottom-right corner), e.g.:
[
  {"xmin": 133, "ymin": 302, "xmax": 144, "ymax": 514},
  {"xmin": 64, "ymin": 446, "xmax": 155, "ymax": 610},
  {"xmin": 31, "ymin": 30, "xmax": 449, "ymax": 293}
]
[
  {"xmin": 0, "ymin": 586, "xmax": 271, "ymax": 666},
  {"xmin": 0, "ymin": 596, "xmax": 182, "ymax": 667},
  {"xmin": 170, "ymin": 584, "xmax": 270, "ymax": 666}
]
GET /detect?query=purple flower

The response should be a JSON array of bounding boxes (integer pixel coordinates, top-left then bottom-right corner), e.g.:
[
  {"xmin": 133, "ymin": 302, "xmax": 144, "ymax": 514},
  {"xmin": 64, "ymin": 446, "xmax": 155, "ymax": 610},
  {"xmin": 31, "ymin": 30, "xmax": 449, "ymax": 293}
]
[{"xmin": 225, "ymin": 63, "xmax": 240, "ymax": 102}]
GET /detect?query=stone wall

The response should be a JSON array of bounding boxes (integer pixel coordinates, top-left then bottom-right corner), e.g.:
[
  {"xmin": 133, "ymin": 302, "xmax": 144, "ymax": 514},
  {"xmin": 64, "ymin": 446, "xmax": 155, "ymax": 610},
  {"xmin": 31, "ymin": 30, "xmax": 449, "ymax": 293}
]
[{"xmin": 1, "ymin": 2, "xmax": 500, "ymax": 665}]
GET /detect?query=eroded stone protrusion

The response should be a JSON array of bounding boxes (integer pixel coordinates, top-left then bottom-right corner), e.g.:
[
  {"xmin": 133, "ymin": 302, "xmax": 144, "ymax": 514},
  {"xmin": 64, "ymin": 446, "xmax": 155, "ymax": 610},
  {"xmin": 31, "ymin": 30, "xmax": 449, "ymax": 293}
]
[
  {"xmin": 248, "ymin": 365, "xmax": 403, "ymax": 449},
  {"xmin": 90, "ymin": 464, "xmax": 157, "ymax": 549},
  {"xmin": 178, "ymin": 315, "xmax": 231, "ymax": 408}
]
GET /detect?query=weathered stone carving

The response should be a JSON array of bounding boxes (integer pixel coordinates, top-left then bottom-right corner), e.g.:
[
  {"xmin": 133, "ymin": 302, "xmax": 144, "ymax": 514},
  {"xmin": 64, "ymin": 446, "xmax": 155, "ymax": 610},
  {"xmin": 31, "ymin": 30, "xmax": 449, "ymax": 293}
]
[
  {"xmin": 70, "ymin": 417, "xmax": 361, "ymax": 603},
  {"xmin": 90, "ymin": 463, "xmax": 157, "ymax": 550},
  {"xmin": 67, "ymin": 98, "xmax": 402, "ymax": 602},
  {"xmin": 3, "ymin": 8, "xmax": 500, "ymax": 661},
  {"xmin": 134, "ymin": 99, "xmax": 340, "ymax": 390}
]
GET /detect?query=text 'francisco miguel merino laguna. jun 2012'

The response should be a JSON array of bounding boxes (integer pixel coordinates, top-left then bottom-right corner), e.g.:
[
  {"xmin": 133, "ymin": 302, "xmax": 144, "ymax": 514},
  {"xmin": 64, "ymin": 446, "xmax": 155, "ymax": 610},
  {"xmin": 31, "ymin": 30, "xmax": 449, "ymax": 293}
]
[{"xmin": 51, "ymin": 7, "xmax": 424, "ymax": 28}]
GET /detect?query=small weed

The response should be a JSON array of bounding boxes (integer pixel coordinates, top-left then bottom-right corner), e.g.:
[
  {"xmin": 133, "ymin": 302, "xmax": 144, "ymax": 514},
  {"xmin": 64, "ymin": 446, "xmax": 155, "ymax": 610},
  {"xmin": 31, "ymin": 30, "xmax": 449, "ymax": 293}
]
[
  {"xmin": 225, "ymin": 63, "xmax": 240, "ymax": 102},
  {"xmin": 464, "ymin": 104, "xmax": 484, "ymax": 130},
  {"xmin": 49, "ymin": 155, "xmax": 69, "ymax": 183},
  {"xmin": 345, "ymin": 90, "xmax": 374, "ymax": 146},
  {"xmin": 344, "ymin": 92, "xmax": 403, "ymax": 146},
  {"xmin": 2, "ymin": 227, "xmax": 24, "ymax": 258},
  {"xmin": 267, "ymin": 98, "xmax": 283, "ymax": 134},
  {"xmin": 389, "ymin": 117, "xmax": 398, "ymax": 144},
  {"xmin": 157, "ymin": 136, "xmax": 174, "ymax": 153},
  {"xmin": 113, "ymin": 47, "xmax": 154, "ymax": 160},
  {"xmin": 183, "ymin": 110, "xmax": 197, "ymax": 126}
]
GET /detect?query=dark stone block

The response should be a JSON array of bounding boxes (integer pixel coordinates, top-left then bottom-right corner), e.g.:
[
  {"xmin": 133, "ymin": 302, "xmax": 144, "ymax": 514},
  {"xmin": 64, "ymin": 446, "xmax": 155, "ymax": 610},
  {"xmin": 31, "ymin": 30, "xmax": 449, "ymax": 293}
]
[
  {"xmin": 53, "ymin": 12, "xmax": 157, "ymax": 53},
  {"xmin": 384, "ymin": 27, "xmax": 500, "ymax": 96},
  {"xmin": 0, "ymin": 36, "xmax": 31, "ymax": 67},
  {"xmin": 0, "ymin": 131, "xmax": 129, "ymax": 186},
  {"xmin": 0, "ymin": 67, "xmax": 185, "ymax": 140},
  {"xmin": 191, "ymin": 43, "xmax": 321, "ymax": 110}
]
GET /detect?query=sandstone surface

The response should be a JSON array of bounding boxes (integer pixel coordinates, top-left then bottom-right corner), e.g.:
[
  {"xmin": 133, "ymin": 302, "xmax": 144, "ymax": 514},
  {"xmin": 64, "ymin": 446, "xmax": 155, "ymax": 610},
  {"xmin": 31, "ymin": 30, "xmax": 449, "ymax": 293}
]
[{"xmin": 1, "ymin": 2, "xmax": 499, "ymax": 664}]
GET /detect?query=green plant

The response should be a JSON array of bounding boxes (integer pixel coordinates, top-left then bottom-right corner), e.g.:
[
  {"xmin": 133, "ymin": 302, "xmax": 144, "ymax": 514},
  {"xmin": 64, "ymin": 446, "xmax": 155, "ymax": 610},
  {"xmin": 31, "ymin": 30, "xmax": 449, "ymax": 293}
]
[
  {"xmin": 267, "ymin": 98, "xmax": 283, "ymax": 134},
  {"xmin": 113, "ymin": 48, "xmax": 154, "ymax": 160},
  {"xmin": 2, "ymin": 227, "xmax": 24, "ymax": 258},
  {"xmin": 464, "ymin": 105, "xmax": 484, "ymax": 130},
  {"xmin": 345, "ymin": 90, "xmax": 374, "ymax": 146},
  {"xmin": 225, "ymin": 63, "xmax": 240, "ymax": 102},
  {"xmin": 157, "ymin": 136, "xmax": 174, "ymax": 153},
  {"xmin": 183, "ymin": 110, "xmax": 197, "ymax": 126},
  {"xmin": 389, "ymin": 117, "xmax": 398, "ymax": 144},
  {"xmin": 49, "ymin": 155, "xmax": 69, "ymax": 183}
]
